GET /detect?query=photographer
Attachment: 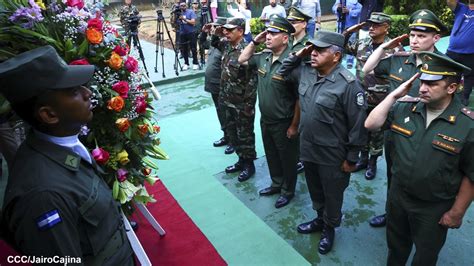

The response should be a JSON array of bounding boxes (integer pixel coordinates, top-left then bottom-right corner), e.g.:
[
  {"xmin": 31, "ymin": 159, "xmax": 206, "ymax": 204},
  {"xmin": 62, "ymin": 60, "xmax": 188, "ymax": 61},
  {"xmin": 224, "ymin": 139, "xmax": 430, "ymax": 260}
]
[
  {"xmin": 171, "ymin": 0, "xmax": 182, "ymax": 52},
  {"xmin": 119, "ymin": 0, "xmax": 141, "ymax": 46},
  {"xmin": 178, "ymin": 2, "xmax": 199, "ymax": 70},
  {"xmin": 193, "ymin": 0, "xmax": 212, "ymax": 65}
]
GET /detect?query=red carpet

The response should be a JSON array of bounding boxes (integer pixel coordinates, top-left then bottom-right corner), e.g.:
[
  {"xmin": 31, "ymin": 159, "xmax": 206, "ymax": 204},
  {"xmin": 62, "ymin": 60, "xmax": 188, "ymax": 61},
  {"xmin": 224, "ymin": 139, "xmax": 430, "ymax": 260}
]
[{"xmin": 133, "ymin": 180, "xmax": 227, "ymax": 266}]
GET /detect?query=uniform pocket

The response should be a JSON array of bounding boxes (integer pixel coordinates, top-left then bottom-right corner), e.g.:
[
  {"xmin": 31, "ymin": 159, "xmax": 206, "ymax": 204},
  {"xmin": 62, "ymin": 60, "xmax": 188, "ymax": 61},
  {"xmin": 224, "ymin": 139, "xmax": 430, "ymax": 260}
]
[{"xmin": 314, "ymin": 94, "xmax": 337, "ymax": 124}]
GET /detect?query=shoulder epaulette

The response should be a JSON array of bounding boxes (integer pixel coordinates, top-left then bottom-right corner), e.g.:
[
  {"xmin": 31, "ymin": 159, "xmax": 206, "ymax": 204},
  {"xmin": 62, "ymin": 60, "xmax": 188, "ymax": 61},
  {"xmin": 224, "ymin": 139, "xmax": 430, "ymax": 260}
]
[
  {"xmin": 339, "ymin": 68, "xmax": 355, "ymax": 83},
  {"xmin": 397, "ymin": 96, "xmax": 420, "ymax": 103},
  {"xmin": 393, "ymin": 51, "xmax": 410, "ymax": 57},
  {"xmin": 461, "ymin": 107, "xmax": 474, "ymax": 119}
]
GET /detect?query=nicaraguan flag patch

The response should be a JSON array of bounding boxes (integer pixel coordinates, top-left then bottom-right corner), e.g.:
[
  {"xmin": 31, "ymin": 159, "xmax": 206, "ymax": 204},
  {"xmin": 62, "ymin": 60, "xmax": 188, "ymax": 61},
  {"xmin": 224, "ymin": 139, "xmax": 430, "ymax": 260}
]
[{"xmin": 36, "ymin": 209, "xmax": 62, "ymax": 231}]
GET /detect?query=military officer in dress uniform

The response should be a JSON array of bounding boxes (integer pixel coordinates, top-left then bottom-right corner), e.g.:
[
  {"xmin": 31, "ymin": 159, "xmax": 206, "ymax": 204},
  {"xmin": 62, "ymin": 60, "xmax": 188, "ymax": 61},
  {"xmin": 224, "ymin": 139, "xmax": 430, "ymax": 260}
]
[
  {"xmin": 239, "ymin": 15, "xmax": 299, "ymax": 209},
  {"xmin": 365, "ymin": 52, "xmax": 474, "ymax": 266},
  {"xmin": 278, "ymin": 31, "xmax": 367, "ymax": 255},
  {"xmin": 362, "ymin": 9, "xmax": 447, "ymax": 227},
  {"xmin": 343, "ymin": 12, "xmax": 399, "ymax": 180},
  {"xmin": 208, "ymin": 18, "xmax": 258, "ymax": 181},
  {"xmin": 287, "ymin": 7, "xmax": 311, "ymax": 174},
  {"xmin": 0, "ymin": 46, "xmax": 134, "ymax": 265}
]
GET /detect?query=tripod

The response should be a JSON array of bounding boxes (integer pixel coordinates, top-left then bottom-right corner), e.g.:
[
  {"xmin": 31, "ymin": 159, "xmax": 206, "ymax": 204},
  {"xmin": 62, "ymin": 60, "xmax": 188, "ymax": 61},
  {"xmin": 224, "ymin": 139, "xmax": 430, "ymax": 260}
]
[
  {"xmin": 154, "ymin": 9, "xmax": 181, "ymax": 77},
  {"xmin": 128, "ymin": 24, "xmax": 150, "ymax": 78}
]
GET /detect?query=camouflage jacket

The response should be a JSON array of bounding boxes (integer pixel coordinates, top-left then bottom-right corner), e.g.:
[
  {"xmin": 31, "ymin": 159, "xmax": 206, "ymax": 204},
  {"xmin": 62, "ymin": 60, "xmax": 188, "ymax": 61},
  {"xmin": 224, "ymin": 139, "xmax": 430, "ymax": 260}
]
[
  {"xmin": 347, "ymin": 36, "xmax": 402, "ymax": 105},
  {"xmin": 212, "ymin": 36, "xmax": 257, "ymax": 109},
  {"xmin": 119, "ymin": 4, "xmax": 140, "ymax": 33}
]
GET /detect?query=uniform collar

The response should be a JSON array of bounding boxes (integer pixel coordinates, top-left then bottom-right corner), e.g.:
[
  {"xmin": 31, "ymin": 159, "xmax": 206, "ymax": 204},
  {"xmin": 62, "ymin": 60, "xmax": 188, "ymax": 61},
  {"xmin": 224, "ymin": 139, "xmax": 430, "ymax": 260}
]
[
  {"xmin": 315, "ymin": 63, "xmax": 342, "ymax": 83},
  {"xmin": 412, "ymin": 96, "xmax": 463, "ymax": 124},
  {"xmin": 405, "ymin": 47, "xmax": 442, "ymax": 65},
  {"xmin": 26, "ymin": 131, "xmax": 104, "ymax": 173},
  {"xmin": 292, "ymin": 34, "xmax": 309, "ymax": 48},
  {"xmin": 265, "ymin": 44, "xmax": 292, "ymax": 64}
]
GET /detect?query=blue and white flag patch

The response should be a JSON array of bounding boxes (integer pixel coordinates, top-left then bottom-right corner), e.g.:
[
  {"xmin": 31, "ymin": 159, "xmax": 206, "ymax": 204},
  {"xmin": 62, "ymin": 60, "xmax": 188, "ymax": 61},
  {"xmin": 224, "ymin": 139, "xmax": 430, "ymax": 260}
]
[{"xmin": 36, "ymin": 209, "xmax": 62, "ymax": 231}]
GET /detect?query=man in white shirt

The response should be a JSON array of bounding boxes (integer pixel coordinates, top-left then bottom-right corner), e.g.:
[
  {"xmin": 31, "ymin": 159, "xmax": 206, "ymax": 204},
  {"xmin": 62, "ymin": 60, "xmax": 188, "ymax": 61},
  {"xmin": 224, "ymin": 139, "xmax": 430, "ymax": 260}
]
[{"xmin": 260, "ymin": 0, "xmax": 287, "ymax": 26}]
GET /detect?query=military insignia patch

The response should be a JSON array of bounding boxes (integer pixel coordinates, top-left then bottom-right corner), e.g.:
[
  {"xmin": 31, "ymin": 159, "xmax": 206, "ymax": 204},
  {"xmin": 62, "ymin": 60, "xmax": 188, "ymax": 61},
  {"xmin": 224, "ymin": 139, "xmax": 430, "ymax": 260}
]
[
  {"xmin": 36, "ymin": 209, "xmax": 62, "ymax": 231},
  {"xmin": 398, "ymin": 67, "xmax": 403, "ymax": 73},
  {"xmin": 356, "ymin": 92, "xmax": 364, "ymax": 106},
  {"xmin": 65, "ymin": 155, "xmax": 79, "ymax": 168},
  {"xmin": 404, "ymin": 117, "xmax": 410, "ymax": 123}
]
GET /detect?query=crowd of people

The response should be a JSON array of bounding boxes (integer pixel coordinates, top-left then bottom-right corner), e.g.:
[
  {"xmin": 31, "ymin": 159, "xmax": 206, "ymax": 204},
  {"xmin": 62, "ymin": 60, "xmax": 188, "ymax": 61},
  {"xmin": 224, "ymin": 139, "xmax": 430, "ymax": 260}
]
[{"xmin": 0, "ymin": 0, "xmax": 473, "ymax": 264}]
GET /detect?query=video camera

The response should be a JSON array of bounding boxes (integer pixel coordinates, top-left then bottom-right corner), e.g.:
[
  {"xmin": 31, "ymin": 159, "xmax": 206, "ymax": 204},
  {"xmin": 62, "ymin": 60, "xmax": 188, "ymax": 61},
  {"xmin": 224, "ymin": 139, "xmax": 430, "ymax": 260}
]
[
  {"xmin": 127, "ymin": 14, "xmax": 142, "ymax": 32},
  {"xmin": 156, "ymin": 9, "xmax": 164, "ymax": 21},
  {"xmin": 170, "ymin": 5, "xmax": 182, "ymax": 18}
]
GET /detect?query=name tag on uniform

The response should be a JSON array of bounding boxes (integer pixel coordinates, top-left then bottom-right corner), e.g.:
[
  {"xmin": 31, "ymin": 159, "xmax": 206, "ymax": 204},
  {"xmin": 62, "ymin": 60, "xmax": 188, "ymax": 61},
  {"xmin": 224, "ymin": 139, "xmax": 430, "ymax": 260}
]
[{"xmin": 36, "ymin": 209, "xmax": 62, "ymax": 231}]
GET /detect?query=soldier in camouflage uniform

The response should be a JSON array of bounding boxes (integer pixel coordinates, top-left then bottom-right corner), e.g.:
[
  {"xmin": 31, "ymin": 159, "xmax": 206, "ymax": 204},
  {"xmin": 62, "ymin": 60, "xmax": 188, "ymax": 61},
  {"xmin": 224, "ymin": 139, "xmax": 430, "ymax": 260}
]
[
  {"xmin": 119, "ymin": 0, "xmax": 141, "ymax": 45},
  {"xmin": 208, "ymin": 18, "xmax": 258, "ymax": 182},
  {"xmin": 343, "ymin": 12, "xmax": 400, "ymax": 180}
]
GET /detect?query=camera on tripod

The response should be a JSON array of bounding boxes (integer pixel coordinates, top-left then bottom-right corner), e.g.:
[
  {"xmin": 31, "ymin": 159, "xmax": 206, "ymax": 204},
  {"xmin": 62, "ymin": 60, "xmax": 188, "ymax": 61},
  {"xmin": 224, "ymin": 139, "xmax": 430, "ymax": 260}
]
[
  {"xmin": 156, "ymin": 9, "xmax": 164, "ymax": 20},
  {"xmin": 170, "ymin": 5, "xmax": 182, "ymax": 18},
  {"xmin": 127, "ymin": 14, "xmax": 142, "ymax": 32}
]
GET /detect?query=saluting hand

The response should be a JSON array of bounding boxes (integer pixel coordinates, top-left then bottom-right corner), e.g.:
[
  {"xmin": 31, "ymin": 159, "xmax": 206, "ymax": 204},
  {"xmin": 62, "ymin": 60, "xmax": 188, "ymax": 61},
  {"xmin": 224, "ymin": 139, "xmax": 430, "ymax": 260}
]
[
  {"xmin": 439, "ymin": 209, "xmax": 463, "ymax": 229},
  {"xmin": 381, "ymin": 34, "xmax": 408, "ymax": 50},
  {"xmin": 202, "ymin": 23, "xmax": 212, "ymax": 33},
  {"xmin": 253, "ymin": 31, "xmax": 267, "ymax": 44},
  {"xmin": 296, "ymin": 44, "xmax": 314, "ymax": 58},
  {"xmin": 345, "ymin": 22, "xmax": 367, "ymax": 34},
  {"xmin": 214, "ymin": 26, "xmax": 225, "ymax": 36},
  {"xmin": 390, "ymin": 73, "xmax": 420, "ymax": 100}
]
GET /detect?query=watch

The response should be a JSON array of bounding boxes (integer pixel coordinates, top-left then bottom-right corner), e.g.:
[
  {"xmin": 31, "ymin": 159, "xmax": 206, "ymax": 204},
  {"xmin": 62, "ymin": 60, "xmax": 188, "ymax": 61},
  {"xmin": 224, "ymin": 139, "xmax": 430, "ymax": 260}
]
[{"xmin": 251, "ymin": 39, "xmax": 260, "ymax": 46}]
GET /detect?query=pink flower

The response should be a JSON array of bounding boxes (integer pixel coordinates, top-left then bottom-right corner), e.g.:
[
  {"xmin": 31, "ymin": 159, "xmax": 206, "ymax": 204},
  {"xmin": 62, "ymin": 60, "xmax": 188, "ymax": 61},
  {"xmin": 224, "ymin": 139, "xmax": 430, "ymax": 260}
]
[
  {"xmin": 113, "ymin": 45, "xmax": 128, "ymax": 56},
  {"xmin": 87, "ymin": 18, "xmax": 103, "ymax": 30},
  {"xmin": 124, "ymin": 57, "xmax": 139, "ymax": 73},
  {"xmin": 91, "ymin": 147, "xmax": 110, "ymax": 165},
  {"xmin": 135, "ymin": 98, "xmax": 147, "ymax": 114},
  {"xmin": 66, "ymin": 0, "xmax": 84, "ymax": 9},
  {"xmin": 112, "ymin": 81, "xmax": 130, "ymax": 98},
  {"xmin": 117, "ymin": 168, "xmax": 128, "ymax": 182},
  {"xmin": 69, "ymin": 58, "xmax": 90, "ymax": 65}
]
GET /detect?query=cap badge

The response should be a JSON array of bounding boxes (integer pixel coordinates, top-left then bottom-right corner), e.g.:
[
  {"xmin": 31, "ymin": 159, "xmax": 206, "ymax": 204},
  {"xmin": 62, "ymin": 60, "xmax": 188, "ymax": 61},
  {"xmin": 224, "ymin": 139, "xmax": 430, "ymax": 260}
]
[
  {"xmin": 419, "ymin": 10, "xmax": 428, "ymax": 16},
  {"xmin": 416, "ymin": 18, "xmax": 423, "ymax": 23},
  {"xmin": 422, "ymin": 63, "xmax": 429, "ymax": 71}
]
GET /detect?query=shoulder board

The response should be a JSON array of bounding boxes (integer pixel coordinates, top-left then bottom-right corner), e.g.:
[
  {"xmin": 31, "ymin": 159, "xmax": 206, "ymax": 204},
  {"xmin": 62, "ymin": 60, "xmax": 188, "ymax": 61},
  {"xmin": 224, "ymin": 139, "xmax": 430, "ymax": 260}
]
[
  {"xmin": 261, "ymin": 49, "xmax": 272, "ymax": 53},
  {"xmin": 397, "ymin": 96, "xmax": 420, "ymax": 103},
  {"xmin": 393, "ymin": 51, "xmax": 410, "ymax": 57},
  {"xmin": 461, "ymin": 107, "xmax": 474, "ymax": 119},
  {"xmin": 339, "ymin": 68, "xmax": 355, "ymax": 83}
]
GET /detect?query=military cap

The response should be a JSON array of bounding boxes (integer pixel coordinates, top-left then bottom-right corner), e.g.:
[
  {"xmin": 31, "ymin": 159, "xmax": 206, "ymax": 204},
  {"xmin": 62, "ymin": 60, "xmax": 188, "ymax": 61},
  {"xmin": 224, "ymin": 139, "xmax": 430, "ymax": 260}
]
[
  {"xmin": 211, "ymin": 16, "xmax": 227, "ymax": 26},
  {"xmin": 409, "ymin": 9, "xmax": 447, "ymax": 33},
  {"xmin": 0, "ymin": 45, "xmax": 95, "ymax": 104},
  {"xmin": 367, "ymin": 12, "xmax": 391, "ymax": 24},
  {"xmin": 287, "ymin": 7, "xmax": 312, "ymax": 22},
  {"xmin": 306, "ymin": 30, "xmax": 345, "ymax": 48},
  {"xmin": 223, "ymin": 17, "xmax": 245, "ymax": 30},
  {"xmin": 419, "ymin": 51, "xmax": 471, "ymax": 81},
  {"xmin": 267, "ymin": 15, "xmax": 295, "ymax": 34}
]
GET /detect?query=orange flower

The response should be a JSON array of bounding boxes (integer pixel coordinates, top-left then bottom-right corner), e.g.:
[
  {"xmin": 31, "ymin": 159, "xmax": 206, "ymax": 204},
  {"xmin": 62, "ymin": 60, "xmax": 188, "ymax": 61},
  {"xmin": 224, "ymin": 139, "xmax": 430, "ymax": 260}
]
[
  {"xmin": 108, "ymin": 52, "xmax": 123, "ymax": 70},
  {"xmin": 142, "ymin": 168, "xmax": 152, "ymax": 176},
  {"xmin": 86, "ymin": 27, "xmax": 103, "ymax": 44},
  {"xmin": 138, "ymin": 124, "xmax": 149, "ymax": 136},
  {"xmin": 116, "ymin": 118, "xmax": 131, "ymax": 132},
  {"xmin": 107, "ymin": 96, "xmax": 125, "ymax": 112},
  {"xmin": 153, "ymin": 125, "xmax": 161, "ymax": 133}
]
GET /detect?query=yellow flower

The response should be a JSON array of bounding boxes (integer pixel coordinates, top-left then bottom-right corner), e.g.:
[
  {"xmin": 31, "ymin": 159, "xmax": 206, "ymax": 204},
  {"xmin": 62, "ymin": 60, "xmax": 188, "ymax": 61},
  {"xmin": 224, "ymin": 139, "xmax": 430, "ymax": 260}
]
[
  {"xmin": 108, "ymin": 52, "xmax": 122, "ymax": 70},
  {"xmin": 35, "ymin": 0, "xmax": 46, "ymax": 9},
  {"xmin": 117, "ymin": 150, "xmax": 130, "ymax": 165}
]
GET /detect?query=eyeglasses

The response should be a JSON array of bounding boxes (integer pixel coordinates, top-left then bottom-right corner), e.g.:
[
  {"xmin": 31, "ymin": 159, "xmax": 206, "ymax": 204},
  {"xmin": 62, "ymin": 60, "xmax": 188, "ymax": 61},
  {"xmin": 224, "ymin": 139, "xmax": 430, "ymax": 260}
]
[{"xmin": 289, "ymin": 20, "xmax": 304, "ymax": 25}]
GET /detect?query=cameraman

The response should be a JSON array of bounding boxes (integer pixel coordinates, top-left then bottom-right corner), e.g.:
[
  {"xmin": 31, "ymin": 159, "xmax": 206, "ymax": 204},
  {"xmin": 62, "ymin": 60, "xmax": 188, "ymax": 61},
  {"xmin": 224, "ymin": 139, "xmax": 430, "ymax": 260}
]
[
  {"xmin": 171, "ymin": 0, "xmax": 182, "ymax": 52},
  {"xmin": 119, "ymin": 0, "xmax": 141, "ymax": 46},
  {"xmin": 195, "ymin": 0, "xmax": 212, "ymax": 65},
  {"xmin": 178, "ymin": 2, "xmax": 199, "ymax": 70}
]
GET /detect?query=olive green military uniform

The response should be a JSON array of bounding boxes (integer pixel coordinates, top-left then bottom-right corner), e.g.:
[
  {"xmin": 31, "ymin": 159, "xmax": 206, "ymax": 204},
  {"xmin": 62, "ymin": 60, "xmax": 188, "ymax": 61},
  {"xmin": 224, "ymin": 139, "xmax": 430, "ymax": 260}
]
[
  {"xmin": 374, "ymin": 8, "xmax": 447, "ymax": 201},
  {"xmin": 384, "ymin": 51, "xmax": 473, "ymax": 265},
  {"xmin": 212, "ymin": 21, "xmax": 257, "ymax": 162},
  {"xmin": 2, "ymin": 133, "xmax": 134, "ymax": 265},
  {"xmin": 287, "ymin": 7, "xmax": 312, "ymax": 54},
  {"xmin": 119, "ymin": 4, "xmax": 140, "ymax": 36},
  {"xmin": 280, "ymin": 51, "xmax": 367, "ymax": 226},
  {"xmin": 248, "ymin": 45, "xmax": 299, "ymax": 197}
]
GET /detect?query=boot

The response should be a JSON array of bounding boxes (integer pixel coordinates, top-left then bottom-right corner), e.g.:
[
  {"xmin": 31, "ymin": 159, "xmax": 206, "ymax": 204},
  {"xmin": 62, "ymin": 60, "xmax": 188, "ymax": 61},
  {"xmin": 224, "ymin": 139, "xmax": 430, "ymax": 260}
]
[
  {"xmin": 318, "ymin": 225, "xmax": 335, "ymax": 255},
  {"xmin": 225, "ymin": 158, "xmax": 243, "ymax": 173},
  {"xmin": 238, "ymin": 159, "xmax": 255, "ymax": 182},
  {"xmin": 365, "ymin": 155, "xmax": 378, "ymax": 180},
  {"xmin": 354, "ymin": 151, "xmax": 369, "ymax": 171}
]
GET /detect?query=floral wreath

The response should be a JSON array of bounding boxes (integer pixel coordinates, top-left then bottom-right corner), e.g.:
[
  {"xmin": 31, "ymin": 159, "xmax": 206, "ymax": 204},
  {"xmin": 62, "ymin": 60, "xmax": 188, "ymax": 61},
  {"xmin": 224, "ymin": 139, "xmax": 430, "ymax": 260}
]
[{"xmin": 0, "ymin": 0, "xmax": 167, "ymax": 209}]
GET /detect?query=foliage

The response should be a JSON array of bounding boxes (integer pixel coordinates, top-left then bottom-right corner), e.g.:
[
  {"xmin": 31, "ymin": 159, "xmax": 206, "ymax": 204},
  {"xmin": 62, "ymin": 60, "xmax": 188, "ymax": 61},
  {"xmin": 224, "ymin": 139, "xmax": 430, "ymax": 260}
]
[
  {"xmin": 388, "ymin": 15, "xmax": 409, "ymax": 45},
  {"xmin": 0, "ymin": 0, "xmax": 168, "ymax": 208},
  {"xmin": 249, "ymin": 17, "xmax": 265, "ymax": 52}
]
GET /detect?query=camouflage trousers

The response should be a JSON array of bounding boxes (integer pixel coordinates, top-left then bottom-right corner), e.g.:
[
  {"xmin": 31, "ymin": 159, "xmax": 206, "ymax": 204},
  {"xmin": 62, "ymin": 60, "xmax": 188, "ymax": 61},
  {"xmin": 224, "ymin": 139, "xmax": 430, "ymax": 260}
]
[
  {"xmin": 361, "ymin": 106, "xmax": 384, "ymax": 156},
  {"xmin": 223, "ymin": 104, "xmax": 256, "ymax": 160}
]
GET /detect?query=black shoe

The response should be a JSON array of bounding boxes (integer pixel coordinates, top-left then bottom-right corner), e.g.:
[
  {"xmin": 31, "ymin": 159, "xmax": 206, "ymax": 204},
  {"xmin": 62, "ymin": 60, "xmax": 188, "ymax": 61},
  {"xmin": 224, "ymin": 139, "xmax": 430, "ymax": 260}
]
[
  {"xmin": 225, "ymin": 160, "xmax": 242, "ymax": 173},
  {"xmin": 318, "ymin": 225, "xmax": 335, "ymax": 255},
  {"xmin": 296, "ymin": 161, "xmax": 304, "ymax": 173},
  {"xmin": 275, "ymin": 195, "xmax": 293, "ymax": 208},
  {"xmin": 259, "ymin": 186, "xmax": 281, "ymax": 196},
  {"xmin": 369, "ymin": 214, "xmax": 386, "ymax": 227},
  {"xmin": 238, "ymin": 161, "xmax": 255, "ymax": 182},
  {"xmin": 213, "ymin": 137, "xmax": 228, "ymax": 147},
  {"xmin": 130, "ymin": 220, "xmax": 139, "ymax": 231},
  {"xmin": 224, "ymin": 145, "xmax": 235, "ymax": 154},
  {"xmin": 297, "ymin": 218, "xmax": 324, "ymax": 234},
  {"xmin": 355, "ymin": 154, "xmax": 368, "ymax": 171},
  {"xmin": 365, "ymin": 155, "xmax": 378, "ymax": 180}
]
